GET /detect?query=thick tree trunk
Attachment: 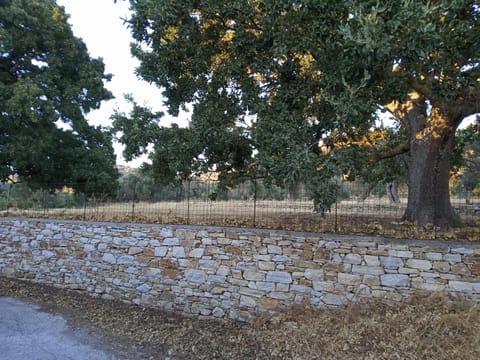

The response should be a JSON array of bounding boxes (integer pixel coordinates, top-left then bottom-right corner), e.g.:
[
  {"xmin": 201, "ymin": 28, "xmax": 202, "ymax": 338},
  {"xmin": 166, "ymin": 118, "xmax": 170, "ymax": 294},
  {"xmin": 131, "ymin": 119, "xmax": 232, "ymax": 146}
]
[{"xmin": 402, "ymin": 107, "xmax": 461, "ymax": 229}]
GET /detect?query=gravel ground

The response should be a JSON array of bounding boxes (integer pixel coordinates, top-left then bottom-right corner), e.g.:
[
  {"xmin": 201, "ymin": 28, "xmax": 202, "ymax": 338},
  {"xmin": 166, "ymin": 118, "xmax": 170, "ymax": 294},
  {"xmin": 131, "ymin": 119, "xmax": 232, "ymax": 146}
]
[{"xmin": 1, "ymin": 277, "xmax": 480, "ymax": 360}]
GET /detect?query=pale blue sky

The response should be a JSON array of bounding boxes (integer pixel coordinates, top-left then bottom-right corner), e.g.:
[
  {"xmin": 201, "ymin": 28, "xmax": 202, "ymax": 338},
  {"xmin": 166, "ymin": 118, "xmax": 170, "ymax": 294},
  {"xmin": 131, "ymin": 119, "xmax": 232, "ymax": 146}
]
[{"xmin": 57, "ymin": 0, "xmax": 188, "ymax": 166}]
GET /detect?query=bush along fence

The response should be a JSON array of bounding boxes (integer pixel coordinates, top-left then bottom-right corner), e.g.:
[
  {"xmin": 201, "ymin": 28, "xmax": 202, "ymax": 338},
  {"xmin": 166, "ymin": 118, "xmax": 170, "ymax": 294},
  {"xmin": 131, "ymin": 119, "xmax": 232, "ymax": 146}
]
[
  {"xmin": 0, "ymin": 180, "xmax": 479, "ymax": 240},
  {"xmin": 1, "ymin": 219, "xmax": 480, "ymax": 322}
]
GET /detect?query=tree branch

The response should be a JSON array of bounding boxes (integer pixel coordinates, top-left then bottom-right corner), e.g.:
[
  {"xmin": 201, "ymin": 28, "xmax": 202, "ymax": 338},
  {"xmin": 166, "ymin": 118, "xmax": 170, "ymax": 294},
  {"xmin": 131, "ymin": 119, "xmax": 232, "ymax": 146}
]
[
  {"xmin": 407, "ymin": 75, "xmax": 432, "ymax": 98},
  {"xmin": 369, "ymin": 141, "xmax": 410, "ymax": 162}
]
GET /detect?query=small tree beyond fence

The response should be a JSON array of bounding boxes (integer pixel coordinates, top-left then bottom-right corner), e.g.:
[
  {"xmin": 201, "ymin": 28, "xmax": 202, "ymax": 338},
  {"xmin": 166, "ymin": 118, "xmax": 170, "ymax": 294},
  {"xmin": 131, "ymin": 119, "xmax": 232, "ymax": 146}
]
[{"xmin": 1, "ymin": 180, "xmax": 479, "ymax": 240}]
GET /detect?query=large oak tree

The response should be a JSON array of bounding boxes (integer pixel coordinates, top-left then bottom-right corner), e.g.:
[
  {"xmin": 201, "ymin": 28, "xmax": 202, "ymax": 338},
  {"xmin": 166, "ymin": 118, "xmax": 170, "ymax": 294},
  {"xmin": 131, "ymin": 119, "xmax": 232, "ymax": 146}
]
[
  {"xmin": 115, "ymin": 0, "xmax": 479, "ymax": 229},
  {"xmin": 0, "ymin": 0, "xmax": 118, "ymax": 195}
]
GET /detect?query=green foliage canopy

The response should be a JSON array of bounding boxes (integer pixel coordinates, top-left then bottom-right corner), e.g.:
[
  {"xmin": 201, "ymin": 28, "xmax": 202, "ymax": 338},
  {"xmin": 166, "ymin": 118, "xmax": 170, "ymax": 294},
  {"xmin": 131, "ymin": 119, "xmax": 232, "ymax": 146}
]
[
  {"xmin": 0, "ymin": 0, "xmax": 118, "ymax": 195},
  {"xmin": 115, "ymin": 0, "xmax": 480, "ymax": 227}
]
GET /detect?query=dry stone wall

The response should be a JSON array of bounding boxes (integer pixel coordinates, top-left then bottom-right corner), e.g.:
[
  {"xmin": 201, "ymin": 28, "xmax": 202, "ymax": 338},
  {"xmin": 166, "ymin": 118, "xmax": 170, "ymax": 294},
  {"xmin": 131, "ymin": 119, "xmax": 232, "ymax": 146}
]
[{"xmin": 1, "ymin": 218, "xmax": 480, "ymax": 322}]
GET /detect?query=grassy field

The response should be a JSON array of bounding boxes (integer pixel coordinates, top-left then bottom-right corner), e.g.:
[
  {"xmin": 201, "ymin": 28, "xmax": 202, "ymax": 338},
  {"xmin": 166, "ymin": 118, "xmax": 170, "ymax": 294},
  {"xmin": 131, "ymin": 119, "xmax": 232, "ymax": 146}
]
[{"xmin": 3, "ymin": 196, "xmax": 480, "ymax": 240}]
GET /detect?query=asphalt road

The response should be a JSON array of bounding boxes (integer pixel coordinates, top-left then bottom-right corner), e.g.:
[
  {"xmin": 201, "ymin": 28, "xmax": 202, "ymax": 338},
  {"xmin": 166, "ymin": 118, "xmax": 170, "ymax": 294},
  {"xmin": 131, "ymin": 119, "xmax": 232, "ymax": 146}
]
[{"xmin": 0, "ymin": 297, "xmax": 120, "ymax": 360}]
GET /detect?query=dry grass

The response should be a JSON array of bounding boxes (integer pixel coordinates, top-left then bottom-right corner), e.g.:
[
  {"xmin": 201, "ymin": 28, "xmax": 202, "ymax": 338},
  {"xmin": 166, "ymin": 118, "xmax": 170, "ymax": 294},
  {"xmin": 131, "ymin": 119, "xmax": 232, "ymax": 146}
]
[
  {"xmin": 3, "ymin": 197, "xmax": 480, "ymax": 241},
  {"xmin": 1, "ymin": 277, "xmax": 480, "ymax": 359}
]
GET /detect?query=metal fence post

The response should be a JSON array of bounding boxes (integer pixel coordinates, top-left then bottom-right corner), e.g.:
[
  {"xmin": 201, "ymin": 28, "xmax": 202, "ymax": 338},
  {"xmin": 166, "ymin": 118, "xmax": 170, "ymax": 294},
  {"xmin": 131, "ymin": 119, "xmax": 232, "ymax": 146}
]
[
  {"xmin": 6, "ymin": 183, "xmax": 11, "ymax": 216},
  {"xmin": 187, "ymin": 180, "xmax": 191, "ymax": 225},
  {"xmin": 43, "ymin": 189, "xmax": 47, "ymax": 216},
  {"xmin": 334, "ymin": 184, "xmax": 338, "ymax": 232},
  {"xmin": 131, "ymin": 180, "xmax": 137, "ymax": 221},
  {"xmin": 83, "ymin": 195, "xmax": 87, "ymax": 221},
  {"xmin": 253, "ymin": 179, "xmax": 257, "ymax": 228}
]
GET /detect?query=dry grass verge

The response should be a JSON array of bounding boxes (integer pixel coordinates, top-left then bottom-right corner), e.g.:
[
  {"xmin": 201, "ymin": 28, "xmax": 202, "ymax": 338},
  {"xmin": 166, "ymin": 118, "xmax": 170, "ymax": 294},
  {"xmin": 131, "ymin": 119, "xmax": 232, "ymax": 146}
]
[{"xmin": 1, "ymin": 277, "xmax": 480, "ymax": 359}]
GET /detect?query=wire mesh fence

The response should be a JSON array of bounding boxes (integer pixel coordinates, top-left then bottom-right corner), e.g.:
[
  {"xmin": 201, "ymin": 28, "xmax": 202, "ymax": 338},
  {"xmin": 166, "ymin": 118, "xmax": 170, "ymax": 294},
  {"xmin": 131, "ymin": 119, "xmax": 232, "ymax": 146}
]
[{"xmin": 1, "ymin": 179, "xmax": 479, "ymax": 240}]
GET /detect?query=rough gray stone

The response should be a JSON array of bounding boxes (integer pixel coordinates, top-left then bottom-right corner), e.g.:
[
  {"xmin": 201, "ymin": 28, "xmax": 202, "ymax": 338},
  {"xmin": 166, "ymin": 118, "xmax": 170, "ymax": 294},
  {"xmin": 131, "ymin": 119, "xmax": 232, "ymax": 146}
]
[
  {"xmin": 212, "ymin": 307, "xmax": 225, "ymax": 318},
  {"xmin": 449, "ymin": 281, "xmax": 475, "ymax": 292},
  {"xmin": 172, "ymin": 247, "xmax": 186, "ymax": 258},
  {"xmin": 102, "ymin": 253, "xmax": 116, "ymax": 264},
  {"xmin": 185, "ymin": 269, "xmax": 206, "ymax": 284},
  {"xmin": 266, "ymin": 271, "xmax": 292, "ymax": 284},
  {"xmin": 380, "ymin": 256, "xmax": 404, "ymax": 269},
  {"xmin": 136, "ymin": 283, "xmax": 151, "ymax": 293},
  {"xmin": 380, "ymin": 274, "xmax": 410, "ymax": 287},
  {"xmin": 162, "ymin": 238, "xmax": 180, "ymax": 246},
  {"xmin": 207, "ymin": 275, "xmax": 226, "ymax": 284},
  {"xmin": 267, "ymin": 245, "xmax": 282, "ymax": 254},
  {"xmin": 84, "ymin": 244, "xmax": 96, "ymax": 253},
  {"xmin": 117, "ymin": 255, "xmax": 135, "ymax": 265},
  {"xmin": 154, "ymin": 247, "xmax": 168, "ymax": 257},
  {"xmin": 352, "ymin": 265, "xmax": 385, "ymax": 275},
  {"xmin": 240, "ymin": 295, "xmax": 257, "ymax": 307},
  {"xmin": 255, "ymin": 281, "xmax": 275, "ymax": 292},
  {"xmin": 444, "ymin": 253, "xmax": 462, "ymax": 264},
  {"xmin": 304, "ymin": 269, "xmax": 324, "ymax": 281},
  {"xmin": 388, "ymin": 250, "xmax": 413, "ymax": 258},
  {"xmin": 344, "ymin": 254, "xmax": 362, "ymax": 265},
  {"xmin": 322, "ymin": 293, "xmax": 345, "ymax": 306},
  {"xmin": 188, "ymin": 248, "xmax": 204, "ymax": 258},
  {"xmin": 406, "ymin": 259, "xmax": 432, "ymax": 270}
]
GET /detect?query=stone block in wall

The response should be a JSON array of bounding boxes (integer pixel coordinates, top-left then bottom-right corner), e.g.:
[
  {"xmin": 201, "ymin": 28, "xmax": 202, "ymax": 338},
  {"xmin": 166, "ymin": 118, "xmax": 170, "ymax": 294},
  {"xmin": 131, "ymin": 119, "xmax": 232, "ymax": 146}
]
[
  {"xmin": 352, "ymin": 265, "xmax": 384, "ymax": 276},
  {"xmin": 470, "ymin": 264, "xmax": 480, "ymax": 276},
  {"xmin": 312, "ymin": 280, "xmax": 335, "ymax": 292},
  {"xmin": 305, "ymin": 269, "xmax": 324, "ymax": 281},
  {"xmin": 444, "ymin": 253, "xmax": 462, "ymax": 264},
  {"xmin": 117, "ymin": 255, "xmax": 135, "ymax": 265},
  {"xmin": 432, "ymin": 261, "xmax": 451, "ymax": 272},
  {"xmin": 102, "ymin": 253, "xmax": 116, "ymax": 264},
  {"xmin": 463, "ymin": 255, "xmax": 480, "ymax": 265},
  {"xmin": 225, "ymin": 245, "xmax": 242, "ymax": 255},
  {"xmin": 451, "ymin": 263, "xmax": 471, "ymax": 276},
  {"xmin": 266, "ymin": 271, "xmax": 292, "ymax": 284},
  {"xmin": 258, "ymin": 261, "xmax": 276, "ymax": 271},
  {"xmin": 185, "ymin": 269, "xmax": 206, "ymax": 284},
  {"xmin": 425, "ymin": 252, "xmax": 443, "ymax": 261},
  {"xmin": 291, "ymin": 284, "xmax": 313, "ymax": 294},
  {"xmin": 406, "ymin": 259, "xmax": 432, "ymax": 271},
  {"xmin": 172, "ymin": 247, "xmax": 186, "ymax": 258},
  {"xmin": 162, "ymin": 238, "xmax": 180, "ymax": 246},
  {"xmin": 413, "ymin": 282, "xmax": 446, "ymax": 292},
  {"xmin": 448, "ymin": 280, "xmax": 480, "ymax": 292},
  {"xmin": 344, "ymin": 254, "xmax": 362, "ymax": 265},
  {"xmin": 313, "ymin": 248, "xmax": 330, "ymax": 261},
  {"xmin": 243, "ymin": 271, "xmax": 266, "ymax": 281},
  {"xmin": 364, "ymin": 255, "xmax": 380, "ymax": 266},
  {"xmin": 240, "ymin": 295, "xmax": 257, "ymax": 308},
  {"xmin": 380, "ymin": 256, "xmax": 404, "ymax": 269},
  {"xmin": 388, "ymin": 250, "xmax": 413, "ymax": 258},
  {"xmin": 154, "ymin": 247, "xmax": 168, "ymax": 257},
  {"xmin": 363, "ymin": 274, "xmax": 380, "ymax": 286},
  {"xmin": 269, "ymin": 292, "xmax": 294, "ymax": 300},
  {"xmin": 380, "ymin": 274, "xmax": 410, "ymax": 287},
  {"xmin": 128, "ymin": 246, "xmax": 143, "ymax": 255},
  {"xmin": 188, "ymin": 248, "xmax": 204, "ymax": 258},
  {"xmin": 451, "ymin": 247, "xmax": 474, "ymax": 255},
  {"xmin": 323, "ymin": 262, "xmax": 351, "ymax": 272},
  {"xmin": 338, "ymin": 273, "xmax": 362, "ymax": 286},
  {"xmin": 267, "ymin": 245, "xmax": 282, "ymax": 254},
  {"xmin": 322, "ymin": 293, "xmax": 346, "ymax": 306}
]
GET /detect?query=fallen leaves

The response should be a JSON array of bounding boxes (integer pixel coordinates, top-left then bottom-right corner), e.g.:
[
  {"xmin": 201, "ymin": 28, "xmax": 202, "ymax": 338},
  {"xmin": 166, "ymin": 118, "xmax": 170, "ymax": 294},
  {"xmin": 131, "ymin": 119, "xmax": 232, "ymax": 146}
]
[{"xmin": 1, "ymin": 277, "xmax": 480, "ymax": 359}]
